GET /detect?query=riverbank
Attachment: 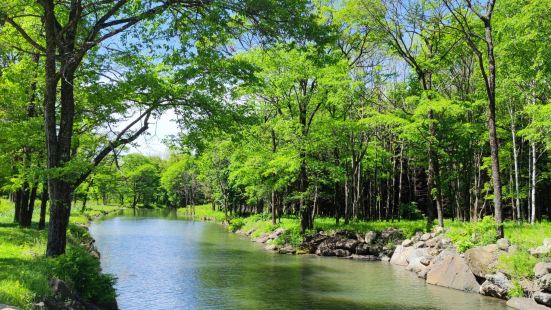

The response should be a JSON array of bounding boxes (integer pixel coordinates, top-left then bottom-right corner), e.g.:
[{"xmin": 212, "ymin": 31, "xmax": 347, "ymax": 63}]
[
  {"xmin": 179, "ymin": 204, "xmax": 551, "ymax": 309},
  {"xmin": 0, "ymin": 199, "xmax": 120, "ymax": 309}
]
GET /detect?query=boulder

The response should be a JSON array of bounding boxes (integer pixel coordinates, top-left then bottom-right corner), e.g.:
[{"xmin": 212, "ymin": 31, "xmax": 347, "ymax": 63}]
[
  {"xmin": 425, "ymin": 236, "xmax": 442, "ymax": 248},
  {"xmin": 380, "ymin": 255, "xmax": 390, "ymax": 262},
  {"xmin": 381, "ymin": 228, "xmax": 402, "ymax": 241},
  {"xmin": 390, "ymin": 245, "xmax": 414, "ymax": 266},
  {"xmin": 535, "ymin": 262, "xmax": 551, "ymax": 278},
  {"xmin": 364, "ymin": 231, "xmax": 377, "ymax": 244},
  {"xmin": 301, "ymin": 233, "xmax": 329, "ymax": 254},
  {"xmin": 350, "ymin": 254, "xmax": 379, "ymax": 261},
  {"xmin": 402, "ymin": 239, "xmax": 413, "ymax": 247},
  {"xmin": 530, "ymin": 245, "xmax": 551, "ymax": 258},
  {"xmin": 535, "ymin": 291, "xmax": 551, "ymax": 307},
  {"xmin": 538, "ymin": 274, "xmax": 551, "ymax": 292},
  {"xmin": 334, "ymin": 249, "xmax": 351, "ymax": 257},
  {"xmin": 496, "ymin": 238, "xmax": 511, "ymax": 251},
  {"xmin": 267, "ymin": 227, "xmax": 286, "ymax": 240},
  {"xmin": 507, "ymin": 297, "xmax": 550, "ymax": 310},
  {"xmin": 426, "ymin": 249, "xmax": 480, "ymax": 293},
  {"xmin": 420, "ymin": 233, "xmax": 432, "ymax": 242},
  {"xmin": 464, "ymin": 244, "xmax": 501, "ymax": 278},
  {"xmin": 413, "ymin": 241, "xmax": 426, "ymax": 248},
  {"xmin": 406, "ymin": 256, "xmax": 429, "ymax": 274},
  {"xmin": 545, "ymin": 238, "xmax": 551, "ymax": 248},
  {"xmin": 433, "ymin": 226, "xmax": 444, "ymax": 236},
  {"xmin": 0, "ymin": 306, "xmax": 22, "ymax": 310},
  {"xmin": 316, "ymin": 238, "xmax": 337, "ymax": 256},
  {"xmin": 278, "ymin": 245, "xmax": 296, "ymax": 254},
  {"xmin": 407, "ymin": 248, "xmax": 432, "ymax": 263},
  {"xmin": 335, "ymin": 239, "xmax": 359, "ymax": 251},
  {"xmin": 520, "ymin": 278, "xmax": 540, "ymax": 296},
  {"xmin": 509, "ymin": 245, "xmax": 519, "ymax": 254},
  {"xmin": 255, "ymin": 234, "xmax": 270, "ymax": 243},
  {"xmin": 265, "ymin": 243, "xmax": 278, "ymax": 251},
  {"xmin": 355, "ymin": 243, "xmax": 381, "ymax": 255},
  {"xmin": 479, "ymin": 272, "xmax": 511, "ymax": 299}
]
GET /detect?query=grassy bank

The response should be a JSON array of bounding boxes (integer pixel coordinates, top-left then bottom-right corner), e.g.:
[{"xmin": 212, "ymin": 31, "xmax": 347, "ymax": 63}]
[{"xmin": 0, "ymin": 199, "xmax": 119, "ymax": 309}]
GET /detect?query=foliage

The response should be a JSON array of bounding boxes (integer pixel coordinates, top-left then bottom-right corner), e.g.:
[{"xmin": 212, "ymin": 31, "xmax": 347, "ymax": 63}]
[{"xmin": 446, "ymin": 216, "xmax": 499, "ymax": 253}]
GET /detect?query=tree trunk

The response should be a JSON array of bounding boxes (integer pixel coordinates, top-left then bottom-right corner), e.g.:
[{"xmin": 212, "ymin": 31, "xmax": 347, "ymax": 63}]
[
  {"xmin": 38, "ymin": 183, "xmax": 48, "ymax": 230},
  {"xmin": 530, "ymin": 142, "xmax": 537, "ymax": 224}
]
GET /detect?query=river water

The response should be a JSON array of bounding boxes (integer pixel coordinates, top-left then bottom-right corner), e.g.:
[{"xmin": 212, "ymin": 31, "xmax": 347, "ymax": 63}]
[{"xmin": 89, "ymin": 210, "xmax": 508, "ymax": 310}]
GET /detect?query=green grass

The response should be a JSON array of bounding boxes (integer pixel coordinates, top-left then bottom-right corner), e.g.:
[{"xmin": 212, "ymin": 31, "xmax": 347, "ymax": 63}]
[{"xmin": 0, "ymin": 198, "xmax": 120, "ymax": 309}]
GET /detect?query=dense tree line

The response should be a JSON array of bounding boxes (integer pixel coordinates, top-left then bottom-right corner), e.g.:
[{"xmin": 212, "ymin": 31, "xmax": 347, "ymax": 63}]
[{"xmin": 0, "ymin": 0, "xmax": 550, "ymax": 257}]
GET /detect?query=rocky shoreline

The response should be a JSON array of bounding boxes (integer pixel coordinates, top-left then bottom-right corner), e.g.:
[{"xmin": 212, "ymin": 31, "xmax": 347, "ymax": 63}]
[{"xmin": 236, "ymin": 225, "xmax": 551, "ymax": 310}]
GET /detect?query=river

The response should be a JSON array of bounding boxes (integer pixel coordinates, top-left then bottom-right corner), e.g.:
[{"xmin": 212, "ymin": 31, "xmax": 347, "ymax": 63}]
[{"xmin": 89, "ymin": 210, "xmax": 508, "ymax": 310}]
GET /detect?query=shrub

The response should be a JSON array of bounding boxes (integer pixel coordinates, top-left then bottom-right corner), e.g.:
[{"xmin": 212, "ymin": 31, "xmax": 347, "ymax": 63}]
[
  {"xmin": 400, "ymin": 202, "xmax": 424, "ymax": 220},
  {"xmin": 228, "ymin": 218, "xmax": 245, "ymax": 232},
  {"xmin": 507, "ymin": 280, "xmax": 525, "ymax": 298},
  {"xmin": 498, "ymin": 251, "xmax": 536, "ymax": 280},
  {"xmin": 50, "ymin": 247, "xmax": 117, "ymax": 305},
  {"xmin": 446, "ymin": 216, "xmax": 498, "ymax": 252}
]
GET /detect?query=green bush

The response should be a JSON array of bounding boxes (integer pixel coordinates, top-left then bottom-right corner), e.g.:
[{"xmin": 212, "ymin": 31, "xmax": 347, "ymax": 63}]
[
  {"xmin": 508, "ymin": 280, "xmax": 525, "ymax": 298},
  {"xmin": 400, "ymin": 202, "xmax": 424, "ymax": 220},
  {"xmin": 498, "ymin": 251, "xmax": 536, "ymax": 280},
  {"xmin": 446, "ymin": 216, "xmax": 498, "ymax": 252},
  {"xmin": 274, "ymin": 226, "xmax": 304, "ymax": 248},
  {"xmin": 228, "ymin": 218, "xmax": 245, "ymax": 232},
  {"xmin": 50, "ymin": 247, "xmax": 117, "ymax": 305}
]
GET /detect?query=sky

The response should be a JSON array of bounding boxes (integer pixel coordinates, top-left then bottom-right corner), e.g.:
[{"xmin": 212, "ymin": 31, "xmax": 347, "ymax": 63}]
[{"xmin": 123, "ymin": 109, "xmax": 179, "ymax": 159}]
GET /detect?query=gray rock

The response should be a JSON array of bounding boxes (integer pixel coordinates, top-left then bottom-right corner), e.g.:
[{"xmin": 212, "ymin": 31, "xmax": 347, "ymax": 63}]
[
  {"xmin": 496, "ymin": 238, "xmax": 510, "ymax": 251},
  {"xmin": 364, "ymin": 231, "xmax": 377, "ymax": 244},
  {"xmin": 420, "ymin": 233, "xmax": 432, "ymax": 241},
  {"xmin": 538, "ymin": 274, "xmax": 551, "ymax": 292},
  {"xmin": 278, "ymin": 245, "xmax": 296, "ymax": 254},
  {"xmin": 0, "ymin": 305, "xmax": 23, "ymax": 310},
  {"xmin": 390, "ymin": 245, "xmax": 414, "ymax": 266},
  {"xmin": 334, "ymin": 249, "xmax": 351, "ymax": 257},
  {"xmin": 413, "ymin": 241, "xmax": 426, "ymax": 248},
  {"xmin": 267, "ymin": 227, "xmax": 286, "ymax": 239},
  {"xmin": 426, "ymin": 249, "xmax": 480, "ymax": 293},
  {"xmin": 433, "ymin": 226, "xmax": 444, "ymax": 236},
  {"xmin": 535, "ymin": 291, "xmax": 551, "ymax": 307},
  {"xmin": 507, "ymin": 297, "xmax": 550, "ymax": 310},
  {"xmin": 336, "ymin": 239, "xmax": 359, "ymax": 251},
  {"xmin": 464, "ymin": 244, "xmax": 501, "ymax": 278},
  {"xmin": 544, "ymin": 238, "xmax": 551, "ymax": 248},
  {"xmin": 355, "ymin": 243, "xmax": 380, "ymax": 255},
  {"xmin": 531, "ymin": 245, "xmax": 551, "ymax": 258},
  {"xmin": 380, "ymin": 255, "xmax": 390, "ymax": 262},
  {"xmin": 265, "ymin": 243, "xmax": 278, "ymax": 251},
  {"xmin": 509, "ymin": 244, "xmax": 519, "ymax": 254},
  {"xmin": 300, "ymin": 232, "xmax": 329, "ymax": 254},
  {"xmin": 350, "ymin": 254, "xmax": 379, "ymax": 261},
  {"xmin": 406, "ymin": 256, "xmax": 430, "ymax": 274},
  {"xmin": 255, "ymin": 235, "xmax": 270, "ymax": 243},
  {"xmin": 535, "ymin": 262, "xmax": 551, "ymax": 278},
  {"xmin": 402, "ymin": 239, "xmax": 413, "ymax": 247},
  {"xmin": 479, "ymin": 272, "xmax": 511, "ymax": 299},
  {"xmin": 381, "ymin": 228, "xmax": 402, "ymax": 241},
  {"xmin": 420, "ymin": 257, "xmax": 432, "ymax": 266},
  {"xmin": 425, "ymin": 236, "xmax": 442, "ymax": 248},
  {"xmin": 407, "ymin": 248, "xmax": 432, "ymax": 264},
  {"xmin": 355, "ymin": 233, "xmax": 365, "ymax": 243}
]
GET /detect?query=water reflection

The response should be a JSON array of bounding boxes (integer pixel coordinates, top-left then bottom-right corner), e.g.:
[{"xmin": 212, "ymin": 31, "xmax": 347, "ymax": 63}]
[{"xmin": 90, "ymin": 212, "xmax": 508, "ymax": 310}]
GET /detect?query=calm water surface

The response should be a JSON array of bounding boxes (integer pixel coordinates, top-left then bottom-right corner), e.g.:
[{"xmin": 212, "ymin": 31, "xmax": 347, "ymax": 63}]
[{"xmin": 89, "ymin": 210, "xmax": 508, "ymax": 310}]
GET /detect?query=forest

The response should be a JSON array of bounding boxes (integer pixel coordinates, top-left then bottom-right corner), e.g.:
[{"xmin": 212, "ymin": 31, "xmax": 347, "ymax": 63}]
[{"xmin": 1, "ymin": 0, "xmax": 551, "ymax": 309}]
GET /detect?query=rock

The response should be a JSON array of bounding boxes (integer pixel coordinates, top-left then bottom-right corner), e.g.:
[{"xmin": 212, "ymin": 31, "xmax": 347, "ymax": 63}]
[
  {"xmin": 433, "ymin": 226, "xmax": 444, "ymax": 236},
  {"xmin": 335, "ymin": 239, "xmax": 359, "ymax": 251},
  {"xmin": 355, "ymin": 233, "xmax": 365, "ymax": 243},
  {"xmin": 407, "ymin": 248, "xmax": 432, "ymax": 264},
  {"xmin": 50, "ymin": 279, "xmax": 73, "ymax": 301},
  {"xmin": 402, "ymin": 239, "xmax": 413, "ymax": 247},
  {"xmin": 531, "ymin": 245, "xmax": 551, "ymax": 257},
  {"xmin": 390, "ymin": 245, "xmax": 414, "ymax": 266},
  {"xmin": 538, "ymin": 274, "xmax": 551, "ymax": 292},
  {"xmin": 496, "ymin": 238, "xmax": 511, "ymax": 251},
  {"xmin": 535, "ymin": 262, "xmax": 551, "ymax": 278},
  {"xmin": 406, "ymin": 256, "xmax": 430, "ymax": 274},
  {"xmin": 351, "ymin": 254, "xmax": 379, "ymax": 261},
  {"xmin": 479, "ymin": 272, "xmax": 511, "ymax": 299},
  {"xmin": 426, "ymin": 249, "xmax": 480, "ymax": 293},
  {"xmin": 535, "ymin": 291, "xmax": 551, "ymax": 307},
  {"xmin": 413, "ymin": 241, "xmax": 426, "ymax": 248},
  {"xmin": 381, "ymin": 228, "xmax": 402, "ymax": 241},
  {"xmin": 267, "ymin": 227, "xmax": 285, "ymax": 239},
  {"xmin": 507, "ymin": 297, "xmax": 551, "ymax": 310},
  {"xmin": 425, "ymin": 236, "xmax": 441, "ymax": 248},
  {"xmin": 545, "ymin": 238, "xmax": 551, "ymax": 248},
  {"xmin": 300, "ymin": 233, "xmax": 329, "ymax": 254},
  {"xmin": 278, "ymin": 245, "xmax": 296, "ymax": 254},
  {"xmin": 380, "ymin": 255, "xmax": 390, "ymax": 262},
  {"xmin": 255, "ymin": 235, "xmax": 270, "ymax": 243},
  {"xmin": 509, "ymin": 245, "xmax": 519, "ymax": 254},
  {"xmin": 246, "ymin": 228, "xmax": 255, "ymax": 235},
  {"xmin": 411, "ymin": 231, "xmax": 423, "ymax": 243},
  {"xmin": 464, "ymin": 244, "xmax": 501, "ymax": 278},
  {"xmin": 0, "ymin": 305, "xmax": 23, "ymax": 310},
  {"xmin": 317, "ymin": 238, "xmax": 337, "ymax": 256},
  {"xmin": 420, "ymin": 233, "xmax": 432, "ymax": 242},
  {"xmin": 364, "ymin": 231, "xmax": 377, "ymax": 244},
  {"xmin": 355, "ymin": 243, "xmax": 380, "ymax": 255},
  {"xmin": 265, "ymin": 243, "xmax": 278, "ymax": 251},
  {"xmin": 520, "ymin": 278, "xmax": 540, "ymax": 296},
  {"xmin": 417, "ymin": 269, "xmax": 429, "ymax": 279},
  {"xmin": 420, "ymin": 257, "xmax": 431, "ymax": 266},
  {"xmin": 334, "ymin": 249, "xmax": 351, "ymax": 257}
]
